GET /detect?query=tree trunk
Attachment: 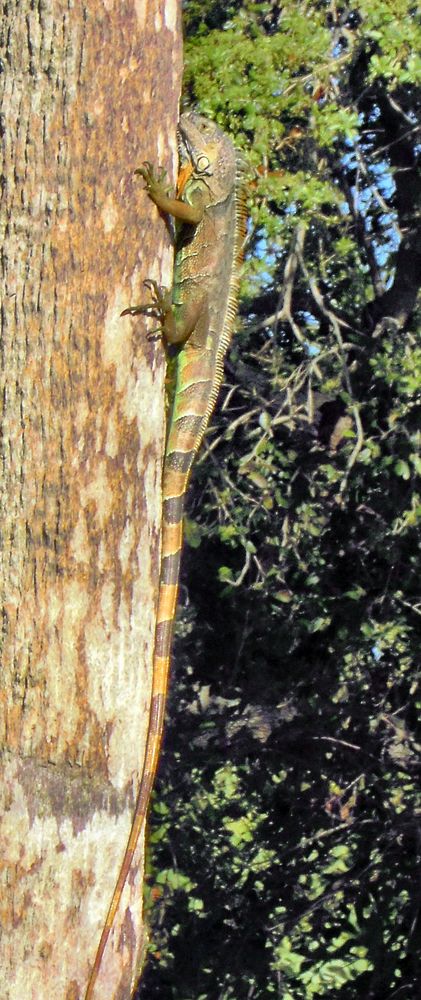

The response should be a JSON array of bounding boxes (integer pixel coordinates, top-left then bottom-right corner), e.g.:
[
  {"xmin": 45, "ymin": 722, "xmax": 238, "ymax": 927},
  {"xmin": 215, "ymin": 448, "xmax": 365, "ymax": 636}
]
[{"xmin": 0, "ymin": 2, "xmax": 182, "ymax": 998}]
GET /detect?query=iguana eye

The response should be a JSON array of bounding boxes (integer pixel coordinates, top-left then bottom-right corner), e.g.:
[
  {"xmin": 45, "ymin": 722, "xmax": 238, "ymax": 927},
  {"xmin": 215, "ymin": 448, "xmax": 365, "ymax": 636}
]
[{"xmin": 195, "ymin": 154, "xmax": 210, "ymax": 174}]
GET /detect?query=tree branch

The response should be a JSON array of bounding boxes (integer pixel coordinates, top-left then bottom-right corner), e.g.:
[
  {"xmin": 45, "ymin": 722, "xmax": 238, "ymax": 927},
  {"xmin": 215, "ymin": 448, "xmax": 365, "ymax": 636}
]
[{"xmin": 364, "ymin": 92, "xmax": 421, "ymax": 333}]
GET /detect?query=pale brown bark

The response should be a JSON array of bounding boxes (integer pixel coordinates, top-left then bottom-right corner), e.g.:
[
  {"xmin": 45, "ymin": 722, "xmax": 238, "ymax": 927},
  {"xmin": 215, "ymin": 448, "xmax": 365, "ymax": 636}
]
[{"xmin": 0, "ymin": 2, "xmax": 182, "ymax": 998}]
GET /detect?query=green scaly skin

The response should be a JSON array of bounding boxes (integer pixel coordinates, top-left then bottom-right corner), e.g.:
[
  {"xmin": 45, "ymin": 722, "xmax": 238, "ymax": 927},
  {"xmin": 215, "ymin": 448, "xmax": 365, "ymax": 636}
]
[{"xmin": 84, "ymin": 113, "xmax": 247, "ymax": 1000}]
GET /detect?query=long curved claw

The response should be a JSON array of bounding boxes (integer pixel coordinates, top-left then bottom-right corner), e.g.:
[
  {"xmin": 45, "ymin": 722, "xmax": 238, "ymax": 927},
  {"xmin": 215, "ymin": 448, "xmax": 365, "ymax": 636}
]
[
  {"xmin": 145, "ymin": 327, "xmax": 164, "ymax": 342},
  {"xmin": 120, "ymin": 304, "xmax": 154, "ymax": 317},
  {"xmin": 143, "ymin": 278, "xmax": 161, "ymax": 295},
  {"xmin": 134, "ymin": 162, "xmax": 171, "ymax": 199},
  {"xmin": 134, "ymin": 161, "xmax": 152, "ymax": 183}
]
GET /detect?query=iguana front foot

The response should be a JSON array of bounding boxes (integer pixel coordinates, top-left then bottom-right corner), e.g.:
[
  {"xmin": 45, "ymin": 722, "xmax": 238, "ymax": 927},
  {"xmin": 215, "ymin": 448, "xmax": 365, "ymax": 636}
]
[{"xmin": 135, "ymin": 161, "xmax": 172, "ymax": 209}]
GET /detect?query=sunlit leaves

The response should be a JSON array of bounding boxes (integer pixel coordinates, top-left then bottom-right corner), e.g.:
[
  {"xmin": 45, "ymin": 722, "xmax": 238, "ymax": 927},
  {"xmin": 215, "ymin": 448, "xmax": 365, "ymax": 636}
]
[{"xmin": 140, "ymin": 2, "xmax": 420, "ymax": 998}]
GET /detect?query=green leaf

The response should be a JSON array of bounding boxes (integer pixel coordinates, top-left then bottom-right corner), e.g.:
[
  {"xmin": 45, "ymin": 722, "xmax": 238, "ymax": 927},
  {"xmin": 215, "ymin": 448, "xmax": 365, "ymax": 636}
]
[
  {"xmin": 184, "ymin": 517, "xmax": 203, "ymax": 548},
  {"xmin": 394, "ymin": 460, "xmax": 411, "ymax": 480}
]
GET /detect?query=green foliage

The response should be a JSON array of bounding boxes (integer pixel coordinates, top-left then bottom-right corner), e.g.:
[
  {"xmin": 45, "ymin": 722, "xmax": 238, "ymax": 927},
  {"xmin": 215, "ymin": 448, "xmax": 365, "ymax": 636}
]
[
  {"xmin": 138, "ymin": 1, "xmax": 420, "ymax": 998},
  {"xmin": 358, "ymin": 0, "xmax": 420, "ymax": 84}
]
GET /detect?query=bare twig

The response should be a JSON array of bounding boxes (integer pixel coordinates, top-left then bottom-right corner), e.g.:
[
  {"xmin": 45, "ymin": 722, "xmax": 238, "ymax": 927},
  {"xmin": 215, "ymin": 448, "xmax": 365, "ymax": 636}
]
[
  {"xmin": 231, "ymin": 549, "xmax": 251, "ymax": 587},
  {"xmin": 313, "ymin": 736, "xmax": 362, "ymax": 751},
  {"xmin": 340, "ymin": 167, "xmax": 385, "ymax": 296},
  {"xmin": 246, "ymin": 224, "xmax": 306, "ymax": 337},
  {"xmin": 296, "ymin": 246, "xmax": 364, "ymax": 491},
  {"xmin": 354, "ymin": 143, "xmax": 402, "ymax": 238}
]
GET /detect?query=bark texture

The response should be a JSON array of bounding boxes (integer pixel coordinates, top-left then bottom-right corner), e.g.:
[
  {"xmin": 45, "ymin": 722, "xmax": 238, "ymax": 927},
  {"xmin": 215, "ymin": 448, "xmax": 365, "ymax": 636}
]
[{"xmin": 0, "ymin": 2, "xmax": 182, "ymax": 997}]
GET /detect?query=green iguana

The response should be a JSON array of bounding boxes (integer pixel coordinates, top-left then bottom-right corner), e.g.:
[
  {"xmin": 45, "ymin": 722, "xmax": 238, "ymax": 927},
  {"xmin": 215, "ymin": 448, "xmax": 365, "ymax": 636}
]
[{"xmin": 84, "ymin": 111, "xmax": 247, "ymax": 999}]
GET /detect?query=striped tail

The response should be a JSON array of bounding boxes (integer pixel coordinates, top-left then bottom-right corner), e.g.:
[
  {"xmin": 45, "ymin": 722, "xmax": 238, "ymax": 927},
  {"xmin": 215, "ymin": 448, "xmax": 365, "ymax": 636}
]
[{"xmin": 84, "ymin": 486, "xmax": 185, "ymax": 999}]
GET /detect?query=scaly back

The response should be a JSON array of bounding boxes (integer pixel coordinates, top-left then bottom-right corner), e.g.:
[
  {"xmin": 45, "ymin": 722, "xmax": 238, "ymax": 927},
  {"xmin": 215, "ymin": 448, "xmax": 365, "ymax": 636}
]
[{"xmin": 84, "ymin": 114, "xmax": 247, "ymax": 999}]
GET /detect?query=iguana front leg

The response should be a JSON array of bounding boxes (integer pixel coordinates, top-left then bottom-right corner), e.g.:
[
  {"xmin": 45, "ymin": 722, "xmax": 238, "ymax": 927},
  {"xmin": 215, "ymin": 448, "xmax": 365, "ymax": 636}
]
[{"xmin": 135, "ymin": 160, "xmax": 204, "ymax": 225}]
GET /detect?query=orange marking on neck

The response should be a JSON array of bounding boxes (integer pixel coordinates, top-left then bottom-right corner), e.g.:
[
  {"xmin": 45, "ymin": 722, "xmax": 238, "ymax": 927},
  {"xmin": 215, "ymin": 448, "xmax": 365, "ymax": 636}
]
[{"xmin": 176, "ymin": 161, "xmax": 194, "ymax": 198}]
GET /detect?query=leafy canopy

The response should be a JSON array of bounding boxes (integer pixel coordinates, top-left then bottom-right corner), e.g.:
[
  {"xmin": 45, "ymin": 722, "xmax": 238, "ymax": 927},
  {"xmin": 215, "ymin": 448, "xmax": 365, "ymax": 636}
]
[{"xmin": 139, "ymin": 2, "xmax": 421, "ymax": 998}]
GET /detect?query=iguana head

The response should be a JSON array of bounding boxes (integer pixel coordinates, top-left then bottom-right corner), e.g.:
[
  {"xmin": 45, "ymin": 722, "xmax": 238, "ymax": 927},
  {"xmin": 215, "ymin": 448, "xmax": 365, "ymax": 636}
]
[{"xmin": 177, "ymin": 112, "xmax": 238, "ymax": 204}]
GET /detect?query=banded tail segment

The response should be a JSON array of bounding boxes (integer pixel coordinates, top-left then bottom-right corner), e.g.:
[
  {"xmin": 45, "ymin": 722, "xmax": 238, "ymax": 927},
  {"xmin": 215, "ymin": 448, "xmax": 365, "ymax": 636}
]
[
  {"xmin": 84, "ymin": 409, "xmax": 206, "ymax": 1000},
  {"xmin": 83, "ymin": 525, "xmax": 183, "ymax": 1000}
]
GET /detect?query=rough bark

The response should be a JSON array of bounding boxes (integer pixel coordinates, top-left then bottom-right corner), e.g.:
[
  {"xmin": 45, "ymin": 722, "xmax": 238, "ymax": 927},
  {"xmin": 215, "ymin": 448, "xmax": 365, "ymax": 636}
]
[{"xmin": 0, "ymin": 2, "xmax": 182, "ymax": 998}]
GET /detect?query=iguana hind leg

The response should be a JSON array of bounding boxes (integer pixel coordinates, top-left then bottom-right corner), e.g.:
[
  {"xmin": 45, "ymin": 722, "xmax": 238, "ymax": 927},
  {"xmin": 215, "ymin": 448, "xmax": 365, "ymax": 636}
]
[
  {"xmin": 122, "ymin": 278, "xmax": 208, "ymax": 347},
  {"xmin": 121, "ymin": 280, "xmax": 176, "ymax": 341}
]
